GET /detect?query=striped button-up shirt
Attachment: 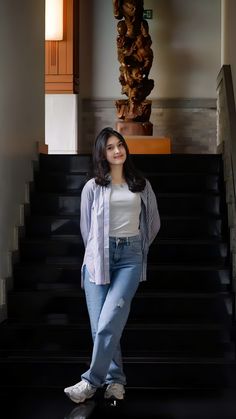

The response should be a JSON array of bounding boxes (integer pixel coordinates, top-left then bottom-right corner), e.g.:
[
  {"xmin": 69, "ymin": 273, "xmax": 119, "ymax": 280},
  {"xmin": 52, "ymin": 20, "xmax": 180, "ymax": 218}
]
[{"xmin": 80, "ymin": 178, "xmax": 160, "ymax": 286}]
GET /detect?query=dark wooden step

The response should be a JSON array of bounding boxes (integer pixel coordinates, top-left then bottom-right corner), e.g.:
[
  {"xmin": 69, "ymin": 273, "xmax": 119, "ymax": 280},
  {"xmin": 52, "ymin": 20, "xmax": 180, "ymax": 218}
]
[
  {"xmin": 18, "ymin": 237, "xmax": 229, "ymax": 265},
  {"xmin": 148, "ymin": 173, "xmax": 221, "ymax": 193},
  {"xmin": 13, "ymin": 263, "xmax": 230, "ymax": 292},
  {"xmin": 0, "ymin": 322, "xmax": 233, "ymax": 359},
  {"xmin": 29, "ymin": 191, "xmax": 223, "ymax": 217},
  {"xmin": 7, "ymin": 291, "xmax": 231, "ymax": 325},
  {"xmin": 0, "ymin": 357, "xmax": 235, "ymax": 390},
  {"xmin": 131, "ymin": 154, "xmax": 223, "ymax": 175},
  {"xmin": 39, "ymin": 153, "xmax": 222, "ymax": 174},
  {"xmin": 39, "ymin": 153, "xmax": 92, "ymax": 173},
  {"xmin": 159, "ymin": 216, "xmax": 224, "ymax": 239},
  {"xmin": 23, "ymin": 215, "xmax": 225, "ymax": 240},
  {"xmin": 158, "ymin": 193, "xmax": 222, "ymax": 216},
  {"xmin": 33, "ymin": 173, "xmax": 87, "ymax": 193},
  {"xmin": 148, "ymin": 240, "xmax": 229, "ymax": 265},
  {"xmin": 33, "ymin": 172, "xmax": 221, "ymax": 194},
  {"xmin": 30, "ymin": 192, "xmax": 82, "ymax": 216}
]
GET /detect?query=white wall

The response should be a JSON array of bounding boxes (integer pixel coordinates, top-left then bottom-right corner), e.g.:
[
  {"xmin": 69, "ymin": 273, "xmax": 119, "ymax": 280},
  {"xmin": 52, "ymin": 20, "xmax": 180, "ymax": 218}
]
[
  {"xmin": 79, "ymin": 0, "xmax": 221, "ymax": 99},
  {"xmin": 222, "ymin": 0, "xmax": 236, "ymax": 100},
  {"xmin": 45, "ymin": 94, "xmax": 78, "ymax": 154},
  {"xmin": 0, "ymin": 0, "xmax": 45, "ymax": 320},
  {"xmin": 78, "ymin": 0, "xmax": 96, "ymax": 148},
  {"xmin": 151, "ymin": 0, "xmax": 221, "ymax": 98}
]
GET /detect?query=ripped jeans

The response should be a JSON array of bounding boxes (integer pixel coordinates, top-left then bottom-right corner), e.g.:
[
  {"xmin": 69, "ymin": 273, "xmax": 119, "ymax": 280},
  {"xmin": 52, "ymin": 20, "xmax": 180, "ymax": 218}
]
[{"xmin": 81, "ymin": 235, "xmax": 142, "ymax": 387}]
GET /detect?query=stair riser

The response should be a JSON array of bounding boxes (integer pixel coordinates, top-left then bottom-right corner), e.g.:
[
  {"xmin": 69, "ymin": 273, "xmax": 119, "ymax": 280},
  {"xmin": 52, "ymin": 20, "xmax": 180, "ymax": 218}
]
[
  {"xmin": 25, "ymin": 218, "xmax": 82, "ymax": 238},
  {"xmin": 0, "ymin": 328, "xmax": 231, "ymax": 357},
  {"xmin": 29, "ymin": 194, "xmax": 222, "ymax": 217},
  {"xmin": 39, "ymin": 154, "xmax": 92, "ymax": 173},
  {"xmin": 149, "ymin": 174, "xmax": 220, "ymax": 193},
  {"xmin": 7, "ymin": 293, "xmax": 229, "ymax": 324},
  {"xmin": 19, "ymin": 240, "xmax": 228, "ymax": 265},
  {"xmin": 160, "ymin": 218, "xmax": 224, "ymax": 238},
  {"xmin": 148, "ymin": 243, "xmax": 228, "ymax": 264},
  {"xmin": 0, "ymin": 361, "xmax": 232, "ymax": 389},
  {"xmin": 34, "ymin": 173, "xmax": 220, "ymax": 193},
  {"xmin": 13, "ymin": 266, "xmax": 230, "ymax": 292},
  {"xmin": 24, "ymin": 216, "xmax": 226, "ymax": 240},
  {"xmin": 158, "ymin": 195, "xmax": 221, "ymax": 216},
  {"xmin": 39, "ymin": 154, "xmax": 222, "ymax": 174},
  {"xmin": 34, "ymin": 174, "xmax": 87, "ymax": 193},
  {"xmin": 144, "ymin": 269, "xmax": 230, "ymax": 290},
  {"xmin": 132, "ymin": 155, "xmax": 222, "ymax": 174},
  {"xmin": 30, "ymin": 194, "xmax": 82, "ymax": 216}
]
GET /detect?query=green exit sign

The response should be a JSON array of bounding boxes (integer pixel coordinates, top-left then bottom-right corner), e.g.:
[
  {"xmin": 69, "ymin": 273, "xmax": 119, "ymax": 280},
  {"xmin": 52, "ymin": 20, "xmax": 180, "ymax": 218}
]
[{"xmin": 143, "ymin": 9, "xmax": 153, "ymax": 19}]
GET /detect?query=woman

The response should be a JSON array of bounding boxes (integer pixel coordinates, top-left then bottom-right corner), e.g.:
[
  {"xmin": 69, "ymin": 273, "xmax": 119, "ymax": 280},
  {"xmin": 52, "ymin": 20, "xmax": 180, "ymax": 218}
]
[{"xmin": 64, "ymin": 127, "xmax": 160, "ymax": 403}]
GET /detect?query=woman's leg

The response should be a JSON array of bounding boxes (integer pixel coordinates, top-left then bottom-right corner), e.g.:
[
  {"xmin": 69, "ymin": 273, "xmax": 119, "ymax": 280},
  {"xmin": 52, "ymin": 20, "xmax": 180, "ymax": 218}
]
[
  {"xmin": 105, "ymin": 237, "xmax": 142, "ymax": 384},
  {"xmin": 83, "ymin": 268, "xmax": 109, "ymax": 341},
  {"xmin": 64, "ymin": 270, "xmax": 109, "ymax": 402},
  {"xmin": 84, "ymin": 268, "xmax": 125, "ymax": 385},
  {"xmin": 82, "ymin": 237, "xmax": 142, "ymax": 387},
  {"xmin": 105, "ymin": 342, "xmax": 124, "ymax": 384}
]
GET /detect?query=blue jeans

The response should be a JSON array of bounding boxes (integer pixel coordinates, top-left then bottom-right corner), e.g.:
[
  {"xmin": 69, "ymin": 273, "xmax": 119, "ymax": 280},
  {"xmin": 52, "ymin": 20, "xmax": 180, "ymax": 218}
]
[{"xmin": 81, "ymin": 235, "xmax": 142, "ymax": 387}]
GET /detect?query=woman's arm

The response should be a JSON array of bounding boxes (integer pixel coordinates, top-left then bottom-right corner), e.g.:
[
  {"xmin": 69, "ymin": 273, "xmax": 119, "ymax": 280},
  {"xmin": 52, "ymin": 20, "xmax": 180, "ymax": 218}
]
[
  {"xmin": 80, "ymin": 179, "xmax": 94, "ymax": 246},
  {"xmin": 146, "ymin": 179, "xmax": 161, "ymax": 245}
]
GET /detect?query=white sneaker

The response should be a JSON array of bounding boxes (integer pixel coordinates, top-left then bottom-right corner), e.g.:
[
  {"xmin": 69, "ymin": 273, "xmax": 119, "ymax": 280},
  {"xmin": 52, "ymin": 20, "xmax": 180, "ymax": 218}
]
[
  {"xmin": 104, "ymin": 383, "xmax": 125, "ymax": 400},
  {"xmin": 64, "ymin": 380, "xmax": 97, "ymax": 404}
]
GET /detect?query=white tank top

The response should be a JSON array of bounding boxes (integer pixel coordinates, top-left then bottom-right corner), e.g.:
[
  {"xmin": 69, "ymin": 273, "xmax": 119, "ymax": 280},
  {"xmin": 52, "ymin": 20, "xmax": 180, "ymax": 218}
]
[{"xmin": 109, "ymin": 183, "xmax": 141, "ymax": 237}]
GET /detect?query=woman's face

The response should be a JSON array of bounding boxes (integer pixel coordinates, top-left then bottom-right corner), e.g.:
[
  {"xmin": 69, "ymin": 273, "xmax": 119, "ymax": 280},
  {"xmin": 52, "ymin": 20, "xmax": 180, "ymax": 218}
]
[{"xmin": 105, "ymin": 135, "xmax": 127, "ymax": 167}]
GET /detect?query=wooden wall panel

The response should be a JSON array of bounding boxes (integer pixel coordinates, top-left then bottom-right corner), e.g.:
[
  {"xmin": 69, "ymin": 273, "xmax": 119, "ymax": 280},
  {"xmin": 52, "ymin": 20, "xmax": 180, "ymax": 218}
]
[{"xmin": 45, "ymin": 0, "xmax": 79, "ymax": 93}]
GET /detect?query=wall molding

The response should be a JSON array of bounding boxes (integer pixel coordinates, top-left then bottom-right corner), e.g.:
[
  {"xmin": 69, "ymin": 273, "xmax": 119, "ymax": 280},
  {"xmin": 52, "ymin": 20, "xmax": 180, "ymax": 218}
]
[{"xmin": 82, "ymin": 98, "xmax": 217, "ymax": 111}]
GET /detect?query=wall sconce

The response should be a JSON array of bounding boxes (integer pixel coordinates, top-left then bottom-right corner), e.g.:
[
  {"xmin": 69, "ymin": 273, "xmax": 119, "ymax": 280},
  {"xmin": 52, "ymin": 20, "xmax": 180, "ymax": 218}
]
[{"xmin": 45, "ymin": 0, "xmax": 63, "ymax": 41}]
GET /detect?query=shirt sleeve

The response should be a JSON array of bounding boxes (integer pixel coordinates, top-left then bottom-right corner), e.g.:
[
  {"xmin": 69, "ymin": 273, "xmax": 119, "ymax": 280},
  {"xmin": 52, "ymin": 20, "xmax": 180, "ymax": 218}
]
[
  {"xmin": 146, "ymin": 179, "xmax": 161, "ymax": 245},
  {"xmin": 80, "ymin": 179, "xmax": 94, "ymax": 246}
]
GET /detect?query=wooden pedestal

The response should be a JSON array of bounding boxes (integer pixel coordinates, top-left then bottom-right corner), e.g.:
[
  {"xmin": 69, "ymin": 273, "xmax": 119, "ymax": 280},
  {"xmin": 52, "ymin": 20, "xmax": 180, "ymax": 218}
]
[
  {"xmin": 124, "ymin": 136, "xmax": 171, "ymax": 154},
  {"xmin": 115, "ymin": 121, "xmax": 153, "ymax": 136}
]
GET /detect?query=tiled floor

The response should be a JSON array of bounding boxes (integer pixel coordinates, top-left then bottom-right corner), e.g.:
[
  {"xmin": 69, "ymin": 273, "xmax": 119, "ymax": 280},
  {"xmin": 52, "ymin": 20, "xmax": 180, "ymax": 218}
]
[{"xmin": 1, "ymin": 388, "xmax": 236, "ymax": 419}]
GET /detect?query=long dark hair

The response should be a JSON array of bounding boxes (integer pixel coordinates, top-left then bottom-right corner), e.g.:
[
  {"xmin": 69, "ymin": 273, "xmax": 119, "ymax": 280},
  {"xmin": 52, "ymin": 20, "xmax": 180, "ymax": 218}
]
[{"xmin": 92, "ymin": 127, "xmax": 146, "ymax": 192}]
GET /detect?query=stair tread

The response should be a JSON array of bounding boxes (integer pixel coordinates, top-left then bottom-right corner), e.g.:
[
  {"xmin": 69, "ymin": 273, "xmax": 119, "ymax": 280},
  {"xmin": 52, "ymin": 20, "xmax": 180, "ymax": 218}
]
[
  {"xmin": 0, "ymin": 319, "xmax": 231, "ymax": 330},
  {"xmin": 36, "ymin": 172, "xmax": 88, "ymax": 176},
  {"xmin": 14, "ymin": 261, "xmax": 230, "ymax": 270},
  {"xmin": 26, "ymin": 214, "xmax": 223, "ymax": 220},
  {"xmin": 30, "ymin": 191, "xmax": 222, "ymax": 197},
  {"xmin": 36, "ymin": 171, "xmax": 220, "ymax": 176},
  {"xmin": 19, "ymin": 236, "xmax": 227, "ymax": 245},
  {"xmin": 1, "ymin": 355, "xmax": 234, "ymax": 364},
  {"xmin": 7, "ymin": 289, "xmax": 230, "ymax": 297}
]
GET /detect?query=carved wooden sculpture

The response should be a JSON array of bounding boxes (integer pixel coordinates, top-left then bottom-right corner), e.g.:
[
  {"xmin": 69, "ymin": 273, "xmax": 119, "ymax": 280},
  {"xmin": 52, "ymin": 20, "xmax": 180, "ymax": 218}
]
[{"xmin": 113, "ymin": 0, "xmax": 154, "ymax": 122}]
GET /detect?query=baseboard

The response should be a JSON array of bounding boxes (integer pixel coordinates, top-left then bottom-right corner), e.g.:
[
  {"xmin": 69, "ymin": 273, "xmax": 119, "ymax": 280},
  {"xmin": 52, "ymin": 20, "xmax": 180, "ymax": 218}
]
[
  {"xmin": 0, "ymin": 278, "xmax": 7, "ymax": 323},
  {"xmin": 0, "ymin": 304, "xmax": 7, "ymax": 323}
]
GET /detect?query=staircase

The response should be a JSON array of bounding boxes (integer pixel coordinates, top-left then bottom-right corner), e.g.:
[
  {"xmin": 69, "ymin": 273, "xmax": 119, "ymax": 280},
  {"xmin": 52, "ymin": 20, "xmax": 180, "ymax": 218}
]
[{"xmin": 0, "ymin": 153, "xmax": 236, "ymax": 417}]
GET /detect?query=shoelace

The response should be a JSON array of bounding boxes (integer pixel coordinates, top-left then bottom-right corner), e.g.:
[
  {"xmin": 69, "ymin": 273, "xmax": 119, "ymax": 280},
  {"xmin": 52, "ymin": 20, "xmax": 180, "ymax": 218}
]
[
  {"xmin": 107, "ymin": 384, "xmax": 124, "ymax": 395},
  {"xmin": 73, "ymin": 381, "xmax": 88, "ymax": 390}
]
